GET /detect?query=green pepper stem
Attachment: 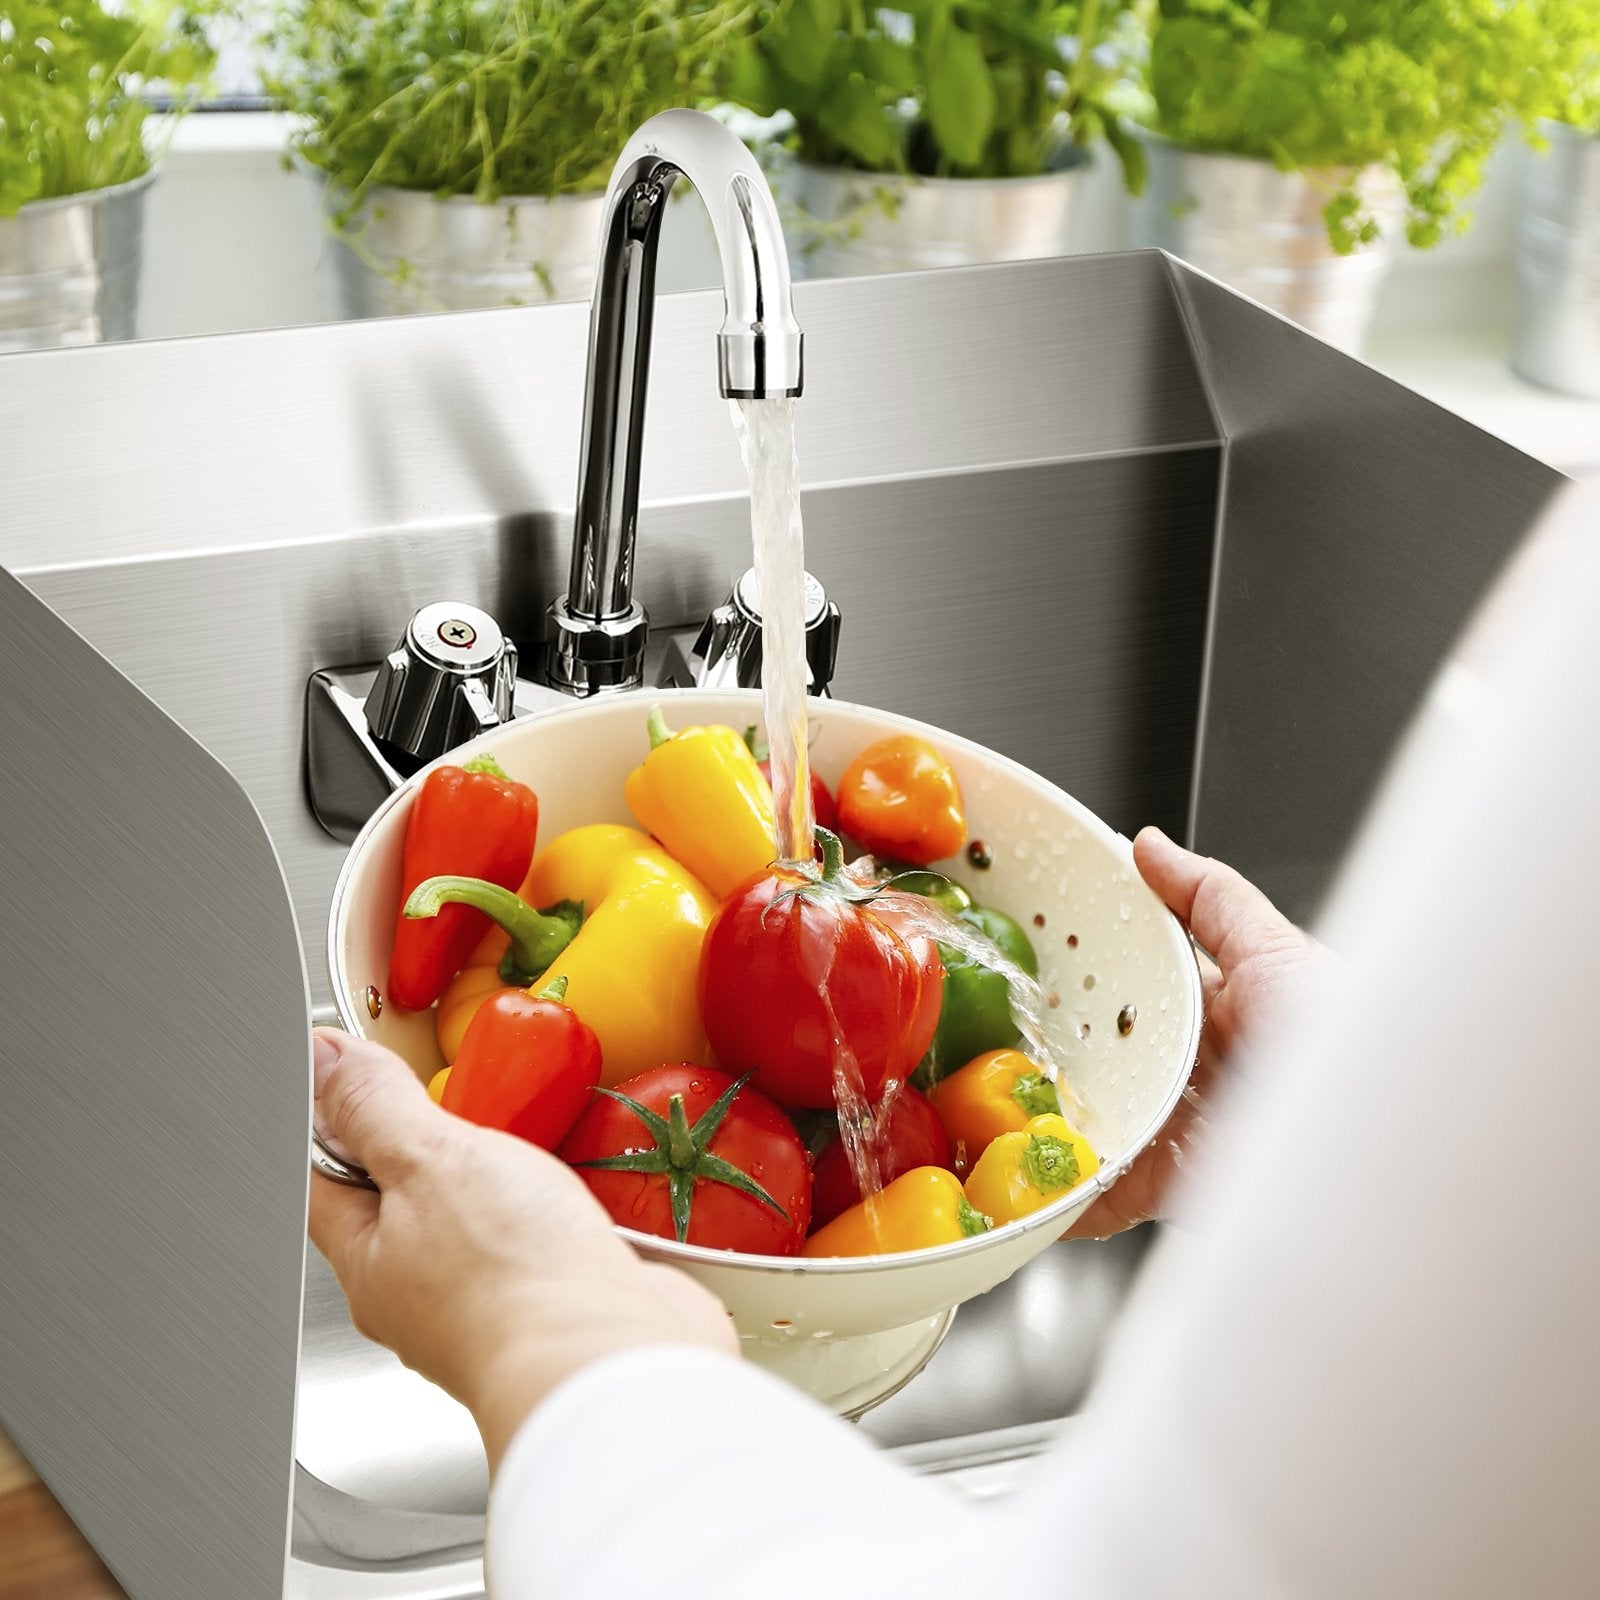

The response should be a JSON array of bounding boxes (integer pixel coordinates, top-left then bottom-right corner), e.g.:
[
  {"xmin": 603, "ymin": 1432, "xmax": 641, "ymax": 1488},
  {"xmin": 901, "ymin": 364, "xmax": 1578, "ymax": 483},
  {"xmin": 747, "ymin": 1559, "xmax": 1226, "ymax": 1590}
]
[
  {"xmin": 958, "ymin": 1195, "xmax": 992, "ymax": 1236},
  {"xmin": 666, "ymin": 1094, "xmax": 697, "ymax": 1169},
  {"xmin": 647, "ymin": 705, "xmax": 673, "ymax": 750},
  {"xmin": 403, "ymin": 876, "xmax": 580, "ymax": 984},
  {"xmin": 1021, "ymin": 1133, "xmax": 1080, "ymax": 1196},
  {"xmin": 461, "ymin": 753, "xmax": 509, "ymax": 779},
  {"xmin": 533, "ymin": 974, "xmax": 570, "ymax": 1004}
]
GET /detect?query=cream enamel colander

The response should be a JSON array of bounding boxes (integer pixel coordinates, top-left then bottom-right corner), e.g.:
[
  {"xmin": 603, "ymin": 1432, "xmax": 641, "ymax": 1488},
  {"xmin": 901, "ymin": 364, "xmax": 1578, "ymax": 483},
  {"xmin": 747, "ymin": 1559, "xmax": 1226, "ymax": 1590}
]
[{"xmin": 325, "ymin": 689, "xmax": 1202, "ymax": 1414}]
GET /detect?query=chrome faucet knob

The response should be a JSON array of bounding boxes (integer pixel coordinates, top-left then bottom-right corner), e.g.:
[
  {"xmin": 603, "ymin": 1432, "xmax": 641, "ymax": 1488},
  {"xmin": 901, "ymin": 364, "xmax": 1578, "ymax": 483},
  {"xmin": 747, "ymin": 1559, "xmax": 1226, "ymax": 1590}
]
[
  {"xmin": 691, "ymin": 567, "xmax": 841, "ymax": 695},
  {"xmin": 364, "ymin": 601, "xmax": 518, "ymax": 765}
]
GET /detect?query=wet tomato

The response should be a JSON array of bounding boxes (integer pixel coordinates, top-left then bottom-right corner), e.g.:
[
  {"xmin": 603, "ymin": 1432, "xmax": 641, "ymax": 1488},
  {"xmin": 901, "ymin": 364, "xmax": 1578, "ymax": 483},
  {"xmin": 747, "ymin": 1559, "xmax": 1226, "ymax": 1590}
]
[
  {"xmin": 559, "ymin": 1065, "xmax": 811, "ymax": 1255},
  {"xmin": 698, "ymin": 829, "xmax": 944, "ymax": 1110}
]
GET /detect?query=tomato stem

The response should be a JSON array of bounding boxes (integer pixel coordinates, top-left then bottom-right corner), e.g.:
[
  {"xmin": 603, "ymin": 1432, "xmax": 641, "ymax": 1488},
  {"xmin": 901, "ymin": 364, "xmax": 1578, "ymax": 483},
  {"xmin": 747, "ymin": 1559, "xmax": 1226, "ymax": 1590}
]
[{"xmin": 666, "ymin": 1094, "xmax": 697, "ymax": 1168}]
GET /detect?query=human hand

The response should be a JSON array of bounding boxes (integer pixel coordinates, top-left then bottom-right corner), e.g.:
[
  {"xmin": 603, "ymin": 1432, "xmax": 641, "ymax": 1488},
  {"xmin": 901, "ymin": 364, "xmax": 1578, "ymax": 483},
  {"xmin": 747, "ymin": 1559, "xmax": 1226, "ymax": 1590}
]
[
  {"xmin": 307, "ymin": 1029, "xmax": 738, "ymax": 1472},
  {"xmin": 1064, "ymin": 827, "xmax": 1334, "ymax": 1239}
]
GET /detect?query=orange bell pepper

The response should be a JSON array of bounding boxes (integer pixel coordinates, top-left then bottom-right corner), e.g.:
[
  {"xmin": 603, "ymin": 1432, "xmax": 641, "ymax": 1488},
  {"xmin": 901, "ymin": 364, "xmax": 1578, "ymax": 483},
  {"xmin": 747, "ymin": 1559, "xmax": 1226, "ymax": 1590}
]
[
  {"xmin": 836, "ymin": 735, "xmax": 966, "ymax": 866},
  {"xmin": 801, "ymin": 1166, "xmax": 991, "ymax": 1259},
  {"xmin": 930, "ymin": 1048, "xmax": 1063, "ymax": 1174}
]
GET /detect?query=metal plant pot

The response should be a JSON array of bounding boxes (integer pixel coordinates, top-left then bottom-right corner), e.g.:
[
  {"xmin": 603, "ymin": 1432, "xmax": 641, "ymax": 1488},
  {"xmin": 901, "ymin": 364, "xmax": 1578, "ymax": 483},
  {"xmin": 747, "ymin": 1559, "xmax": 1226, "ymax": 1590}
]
[
  {"xmin": 1513, "ymin": 121, "xmax": 1600, "ymax": 400},
  {"xmin": 785, "ymin": 157, "xmax": 1090, "ymax": 278},
  {"xmin": 324, "ymin": 183, "xmax": 608, "ymax": 317},
  {"xmin": 0, "ymin": 171, "xmax": 154, "ymax": 354},
  {"xmin": 1130, "ymin": 138, "xmax": 1403, "ymax": 353}
]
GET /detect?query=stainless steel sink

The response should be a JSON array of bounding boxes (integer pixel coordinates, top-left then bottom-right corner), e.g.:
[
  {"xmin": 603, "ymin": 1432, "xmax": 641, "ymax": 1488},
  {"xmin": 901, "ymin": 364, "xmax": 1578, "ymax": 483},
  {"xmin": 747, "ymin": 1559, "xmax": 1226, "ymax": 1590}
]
[{"xmin": 0, "ymin": 251, "xmax": 1562, "ymax": 1599}]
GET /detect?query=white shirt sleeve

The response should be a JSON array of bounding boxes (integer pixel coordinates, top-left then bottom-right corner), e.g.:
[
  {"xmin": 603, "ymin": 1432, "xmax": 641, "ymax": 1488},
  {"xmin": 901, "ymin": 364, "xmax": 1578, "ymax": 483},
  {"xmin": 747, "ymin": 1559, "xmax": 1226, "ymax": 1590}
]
[{"xmin": 487, "ymin": 486, "xmax": 1600, "ymax": 1599}]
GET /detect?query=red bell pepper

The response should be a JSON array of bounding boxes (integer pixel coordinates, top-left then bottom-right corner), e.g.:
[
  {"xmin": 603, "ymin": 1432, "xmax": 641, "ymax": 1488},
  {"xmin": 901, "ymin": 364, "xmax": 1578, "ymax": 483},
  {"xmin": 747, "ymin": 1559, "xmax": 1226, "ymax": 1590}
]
[
  {"xmin": 810, "ymin": 1082, "xmax": 953, "ymax": 1230},
  {"xmin": 388, "ymin": 755, "xmax": 540, "ymax": 1010},
  {"xmin": 439, "ymin": 976, "xmax": 602, "ymax": 1150}
]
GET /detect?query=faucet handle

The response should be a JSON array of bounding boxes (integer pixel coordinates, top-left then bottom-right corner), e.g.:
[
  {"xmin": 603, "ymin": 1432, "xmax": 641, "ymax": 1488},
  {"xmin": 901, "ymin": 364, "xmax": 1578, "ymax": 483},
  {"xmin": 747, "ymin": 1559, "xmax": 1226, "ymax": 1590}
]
[
  {"xmin": 690, "ymin": 567, "xmax": 841, "ymax": 695},
  {"xmin": 364, "ymin": 601, "xmax": 517, "ymax": 764}
]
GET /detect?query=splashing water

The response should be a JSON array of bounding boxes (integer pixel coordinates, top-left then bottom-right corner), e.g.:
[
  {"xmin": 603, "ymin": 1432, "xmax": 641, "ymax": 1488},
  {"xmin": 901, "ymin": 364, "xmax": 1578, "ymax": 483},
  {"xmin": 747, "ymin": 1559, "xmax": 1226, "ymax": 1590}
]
[
  {"xmin": 845, "ymin": 866, "xmax": 1088, "ymax": 1124},
  {"xmin": 731, "ymin": 397, "xmax": 814, "ymax": 866}
]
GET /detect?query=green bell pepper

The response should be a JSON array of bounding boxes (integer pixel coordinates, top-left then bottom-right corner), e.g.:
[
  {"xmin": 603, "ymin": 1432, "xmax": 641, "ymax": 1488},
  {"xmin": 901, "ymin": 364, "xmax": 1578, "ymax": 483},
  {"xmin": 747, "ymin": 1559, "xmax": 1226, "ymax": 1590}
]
[{"xmin": 886, "ymin": 875, "xmax": 1040, "ymax": 1085}]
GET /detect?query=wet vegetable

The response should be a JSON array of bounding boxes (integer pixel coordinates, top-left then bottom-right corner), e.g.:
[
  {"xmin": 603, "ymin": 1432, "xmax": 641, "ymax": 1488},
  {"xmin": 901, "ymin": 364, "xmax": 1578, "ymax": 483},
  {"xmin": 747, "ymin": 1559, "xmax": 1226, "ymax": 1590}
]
[
  {"xmin": 810, "ymin": 1083, "xmax": 952, "ymax": 1231},
  {"xmin": 625, "ymin": 708, "xmax": 776, "ymax": 899},
  {"xmin": 918, "ymin": 903, "xmax": 1039, "ymax": 1084},
  {"xmin": 698, "ymin": 828, "xmax": 944, "ymax": 1109},
  {"xmin": 561, "ymin": 1066, "xmax": 811, "ymax": 1254},
  {"xmin": 837, "ymin": 735, "xmax": 966, "ymax": 866},
  {"xmin": 930, "ymin": 1048, "xmax": 1062, "ymax": 1175},
  {"xmin": 433, "ymin": 976, "xmax": 602, "ymax": 1151},
  {"xmin": 388, "ymin": 755, "xmax": 541, "ymax": 1011},
  {"xmin": 963, "ymin": 1113, "xmax": 1099, "ymax": 1224},
  {"xmin": 801, "ymin": 1167, "xmax": 991, "ymax": 1259},
  {"xmin": 425, "ymin": 824, "xmax": 714, "ymax": 1083}
]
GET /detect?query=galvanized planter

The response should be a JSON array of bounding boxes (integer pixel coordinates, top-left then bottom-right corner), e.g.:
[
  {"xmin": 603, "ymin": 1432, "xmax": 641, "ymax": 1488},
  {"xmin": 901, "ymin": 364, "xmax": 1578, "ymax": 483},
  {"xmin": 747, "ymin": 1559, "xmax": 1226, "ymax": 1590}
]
[
  {"xmin": 0, "ymin": 171, "xmax": 154, "ymax": 354},
  {"xmin": 784, "ymin": 156, "xmax": 1090, "ymax": 278},
  {"xmin": 323, "ymin": 182, "xmax": 607, "ymax": 318},
  {"xmin": 1513, "ymin": 121, "xmax": 1600, "ymax": 399},
  {"xmin": 1130, "ymin": 138, "xmax": 1403, "ymax": 354}
]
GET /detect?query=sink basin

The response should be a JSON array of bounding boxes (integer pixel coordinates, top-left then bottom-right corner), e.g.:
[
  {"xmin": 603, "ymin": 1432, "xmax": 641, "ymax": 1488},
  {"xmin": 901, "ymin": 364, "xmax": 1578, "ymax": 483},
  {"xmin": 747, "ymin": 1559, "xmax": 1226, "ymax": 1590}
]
[{"xmin": 0, "ymin": 250, "xmax": 1563, "ymax": 1598}]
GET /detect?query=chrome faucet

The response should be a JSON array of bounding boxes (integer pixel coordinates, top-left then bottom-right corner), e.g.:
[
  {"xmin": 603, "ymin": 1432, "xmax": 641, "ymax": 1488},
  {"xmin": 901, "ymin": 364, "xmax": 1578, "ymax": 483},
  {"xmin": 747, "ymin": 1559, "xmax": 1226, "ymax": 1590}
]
[{"xmin": 543, "ymin": 108, "xmax": 806, "ymax": 696}]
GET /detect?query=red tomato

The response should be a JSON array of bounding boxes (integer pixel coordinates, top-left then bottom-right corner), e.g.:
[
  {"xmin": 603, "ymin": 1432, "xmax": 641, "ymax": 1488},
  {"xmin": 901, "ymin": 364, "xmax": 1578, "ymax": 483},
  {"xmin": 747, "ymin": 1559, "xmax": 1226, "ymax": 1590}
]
[
  {"xmin": 759, "ymin": 758, "xmax": 839, "ymax": 832},
  {"xmin": 810, "ymin": 1084, "xmax": 953, "ymax": 1230},
  {"xmin": 698, "ymin": 831, "xmax": 945, "ymax": 1110},
  {"xmin": 558, "ymin": 1065, "xmax": 811, "ymax": 1255},
  {"xmin": 441, "ymin": 982, "xmax": 601, "ymax": 1151}
]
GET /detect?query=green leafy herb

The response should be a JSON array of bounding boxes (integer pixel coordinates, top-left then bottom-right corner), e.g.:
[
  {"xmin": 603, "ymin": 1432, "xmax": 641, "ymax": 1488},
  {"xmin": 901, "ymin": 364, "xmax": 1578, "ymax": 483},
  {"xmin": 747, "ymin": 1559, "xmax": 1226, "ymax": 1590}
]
[
  {"xmin": 0, "ymin": 1, "xmax": 216, "ymax": 218},
  {"xmin": 259, "ymin": 0, "xmax": 757, "ymax": 208},
  {"xmin": 726, "ymin": 0, "xmax": 1148, "ymax": 187},
  {"xmin": 1517, "ymin": 2, "xmax": 1600, "ymax": 134},
  {"xmin": 1145, "ymin": 0, "xmax": 1559, "ymax": 251}
]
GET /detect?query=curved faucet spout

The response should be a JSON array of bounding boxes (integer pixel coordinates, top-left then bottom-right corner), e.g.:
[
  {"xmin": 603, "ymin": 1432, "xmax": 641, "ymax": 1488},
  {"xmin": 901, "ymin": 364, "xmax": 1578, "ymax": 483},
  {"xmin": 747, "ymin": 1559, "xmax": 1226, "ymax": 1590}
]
[{"xmin": 545, "ymin": 109, "xmax": 805, "ymax": 697}]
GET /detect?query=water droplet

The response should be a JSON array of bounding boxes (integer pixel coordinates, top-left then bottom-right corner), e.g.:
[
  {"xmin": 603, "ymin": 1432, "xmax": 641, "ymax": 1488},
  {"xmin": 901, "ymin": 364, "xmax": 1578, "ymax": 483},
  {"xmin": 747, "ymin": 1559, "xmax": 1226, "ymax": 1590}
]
[
  {"xmin": 364, "ymin": 985, "xmax": 383, "ymax": 1020},
  {"xmin": 1118, "ymin": 902, "xmax": 1131, "ymax": 922},
  {"xmin": 1066, "ymin": 933, "xmax": 1079, "ymax": 948},
  {"xmin": 1013, "ymin": 840, "xmax": 1030, "ymax": 860},
  {"xmin": 1083, "ymin": 974, "xmax": 1097, "ymax": 991},
  {"xmin": 1081, "ymin": 1022, "xmax": 1092, "ymax": 1037},
  {"xmin": 1117, "ymin": 1004, "xmax": 1137, "ymax": 1036},
  {"xmin": 1047, "ymin": 992, "xmax": 1060, "ymax": 1010},
  {"xmin": 770, "ymin": 1318, "xmax": 793, "ymax": 1331},
  {"xmin": 1032, "ymin": 912, "xmax": 1046, "ymax": 928},
  {"xmin": 1159, "ymin": 995, "xmax": 1170, "ymax": 1013},
  {"xmin": 967, "ymin": 839, "xmax": 993, "ymax": 870}
]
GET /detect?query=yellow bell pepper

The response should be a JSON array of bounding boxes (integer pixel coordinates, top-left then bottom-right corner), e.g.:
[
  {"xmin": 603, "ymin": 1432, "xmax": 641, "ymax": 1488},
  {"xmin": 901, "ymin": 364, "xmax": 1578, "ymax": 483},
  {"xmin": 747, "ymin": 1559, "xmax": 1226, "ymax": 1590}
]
[
  {"xmin": 624, "ymin": 707, "xmax": 776, "ymax": 898},
  {"xmin": 962, "ymin": 1113, "xmax": 1099, "ymax": 1224},
  {"xmin": 801, "ymin": 1167, "xmax": 992, "ymax": 1259},
  {"xmin": 930, "ymin": 1048, "xmax": 1064, "ymax": 1174},
  {"xmin": 419, "ymin": 825, "xmax": 716, "ymax": 1085},
  {"xmin": 427, "ymin": 1067, "xmax": 451, "ymax": 1104}
]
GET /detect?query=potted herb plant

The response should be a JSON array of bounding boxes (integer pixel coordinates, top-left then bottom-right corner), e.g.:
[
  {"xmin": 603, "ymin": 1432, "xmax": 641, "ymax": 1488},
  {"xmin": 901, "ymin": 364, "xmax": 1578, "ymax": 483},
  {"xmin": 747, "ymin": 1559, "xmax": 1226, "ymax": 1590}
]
[
  {"xmin": 726, "ymin": 0, "xmax": 1146, "ymax": 277},
  {"xmin": 1511, "ymin": 4, "xmax": 1600, "ymax": 397},
  {"xmin": 262, "ymin": 0, "xmax": 753, "ymax": 318},
  {"xmin": 0, "ymin": 1, "xmax": 214, "ymax": 353},
  {"xmin": 1131, "ymin": 0, "xmax": 1545, "ymax": 352}
]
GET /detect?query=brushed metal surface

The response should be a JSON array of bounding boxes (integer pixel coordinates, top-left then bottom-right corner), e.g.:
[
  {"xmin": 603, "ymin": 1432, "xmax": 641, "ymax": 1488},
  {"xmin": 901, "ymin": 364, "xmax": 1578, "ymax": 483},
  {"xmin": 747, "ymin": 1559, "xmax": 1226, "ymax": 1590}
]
[
  {"xmin": 324, "ymin": 183, "xmax": 605, "ymax": 318},
  {"xmin": 0, "ymin": 173, "xmax": 153, "ymax": 352},
  {"xmin": 1132, "ymin": 143, "xmax": 1403, "ymax": 353},
  {"xmin": 1513, "ymin": 120, "xmax": 1600, "ymax": 399},
  {"xmin": 0, "ymin": 567, "xmax": 310, "ymax": 1598},
  {"xmin": 1172, "ymin": 260, "xmax": 1567, "ymax": 919},
  {"xmin": 0, "ymin": 252, "xmax": 1215, "ymax": 574},
  {"xmin": 788, "ymin": 158, "xmax": 1090, "ymax": 278}
]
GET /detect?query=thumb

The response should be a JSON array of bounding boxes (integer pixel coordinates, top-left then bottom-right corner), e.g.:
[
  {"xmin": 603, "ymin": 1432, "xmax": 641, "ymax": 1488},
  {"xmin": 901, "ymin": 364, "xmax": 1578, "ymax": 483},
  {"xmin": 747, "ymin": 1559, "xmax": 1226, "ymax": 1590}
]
[
  {"xmin": 1133, "ymin": 826, "xmax": 1296, "ymax": 976},
  {"xmin": 313, "ymin": 1028, "xmax": 449, "ymax": 1189}
]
